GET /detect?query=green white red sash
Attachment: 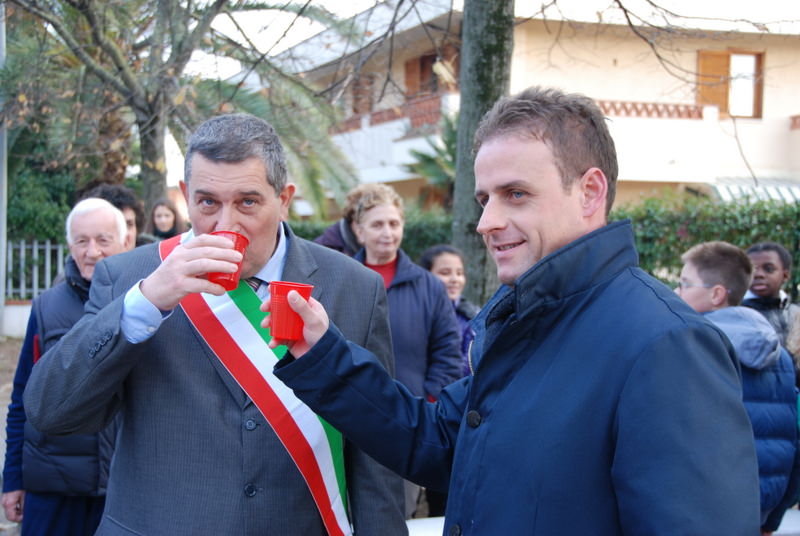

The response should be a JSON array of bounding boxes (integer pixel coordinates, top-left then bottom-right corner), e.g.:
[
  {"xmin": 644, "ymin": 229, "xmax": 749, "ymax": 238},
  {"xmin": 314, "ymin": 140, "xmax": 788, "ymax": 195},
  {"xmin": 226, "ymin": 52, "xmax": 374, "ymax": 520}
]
[{"xmin": 159, "ymin": 234, "xmax": 350, "ymax": 536}]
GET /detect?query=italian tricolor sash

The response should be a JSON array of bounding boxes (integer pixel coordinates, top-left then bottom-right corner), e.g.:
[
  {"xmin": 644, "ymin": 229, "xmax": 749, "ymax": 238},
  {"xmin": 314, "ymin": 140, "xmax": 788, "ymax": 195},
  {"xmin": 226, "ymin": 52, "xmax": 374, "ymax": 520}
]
[{"xmin": 159, "ymin": 234, "xmax": 351, "ymax": 536}]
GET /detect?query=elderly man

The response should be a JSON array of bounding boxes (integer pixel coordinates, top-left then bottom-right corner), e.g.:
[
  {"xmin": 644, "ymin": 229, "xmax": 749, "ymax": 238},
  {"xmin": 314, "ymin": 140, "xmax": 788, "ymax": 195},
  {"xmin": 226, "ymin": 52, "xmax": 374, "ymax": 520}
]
[
  {"xmin": 267, "ymin": 87, "xmax": 761, "ymax": 535},
  {"xmin": 3, "ymin": 198, "xmax": 128, "ymax": 535},
  {"xmin": 24, "ymin": 114, "xmax": 405, "ymax": 535}
]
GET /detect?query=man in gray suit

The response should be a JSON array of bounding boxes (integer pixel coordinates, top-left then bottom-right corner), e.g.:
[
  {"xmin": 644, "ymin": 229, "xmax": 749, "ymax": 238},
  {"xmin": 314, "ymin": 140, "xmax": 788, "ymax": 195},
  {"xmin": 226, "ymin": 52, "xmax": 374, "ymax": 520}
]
[{"xmin": 24, "ymin": 114, "xmax": 406, "ymax": 535}]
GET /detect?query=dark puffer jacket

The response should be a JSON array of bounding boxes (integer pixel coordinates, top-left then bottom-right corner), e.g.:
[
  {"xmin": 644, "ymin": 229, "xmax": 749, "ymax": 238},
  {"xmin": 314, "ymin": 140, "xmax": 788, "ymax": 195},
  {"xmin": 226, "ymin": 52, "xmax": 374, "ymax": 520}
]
[
  {"xmin": 705, "ymin": 306, "xmax": 800, "ymax": 531},
  {"xmin": 20, "ymin": 257, "xmax": 116, "ymax": 495}
]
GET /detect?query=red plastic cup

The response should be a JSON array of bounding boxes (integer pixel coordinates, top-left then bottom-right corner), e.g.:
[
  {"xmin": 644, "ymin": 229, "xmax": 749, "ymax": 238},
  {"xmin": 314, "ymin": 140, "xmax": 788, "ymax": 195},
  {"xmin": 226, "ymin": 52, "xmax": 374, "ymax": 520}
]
[
  {"xmin": 207, "ymin": 231, "xmax": 249, "ymax": 291},
  {"xmin": 270, "ymin": 281, "xmax": 314, "ymax": 340}
]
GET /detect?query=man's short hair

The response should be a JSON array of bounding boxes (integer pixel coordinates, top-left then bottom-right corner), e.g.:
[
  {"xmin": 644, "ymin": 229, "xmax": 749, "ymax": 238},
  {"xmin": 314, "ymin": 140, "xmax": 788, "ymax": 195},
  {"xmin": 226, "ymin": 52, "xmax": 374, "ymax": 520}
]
[
  {"xmin": 353, "ymin": 183, "xmax": 404, "ymax": 224},
  {"xmin": 746, "ymin": 241, "xmax": 793, "ymax": 271},
  {"xmin": 681, "ymin": 241, "xmax": 752, "ymax": 305},
  {"xmin": 473, "ymin": 86, "xmax": 618, "ymax": 215},
  {"xmin": 184, "ymin": 113, "xmax": 288, "ymax": 195},
  {"xmin": 82, "ymin": 183, "xmax": 145, "ymax": 232},
  {"xmin": 66, "ymin": 197, "xmax": 127, "ymax": 245}
]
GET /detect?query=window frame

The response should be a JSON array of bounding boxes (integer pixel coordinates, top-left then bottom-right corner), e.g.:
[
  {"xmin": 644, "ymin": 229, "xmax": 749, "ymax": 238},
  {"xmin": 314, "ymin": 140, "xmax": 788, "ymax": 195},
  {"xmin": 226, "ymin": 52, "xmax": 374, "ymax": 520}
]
[{"xmin": 696, "ymin": 49, "xmax": 764, "ymax": 119}]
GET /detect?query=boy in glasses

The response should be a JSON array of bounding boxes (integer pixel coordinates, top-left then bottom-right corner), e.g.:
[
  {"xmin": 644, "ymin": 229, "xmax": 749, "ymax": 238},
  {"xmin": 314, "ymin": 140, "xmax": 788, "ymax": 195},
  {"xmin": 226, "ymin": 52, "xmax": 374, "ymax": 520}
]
[{"xmin": 677, "ymin": 240, "xmax": 800, "ymax": 534}]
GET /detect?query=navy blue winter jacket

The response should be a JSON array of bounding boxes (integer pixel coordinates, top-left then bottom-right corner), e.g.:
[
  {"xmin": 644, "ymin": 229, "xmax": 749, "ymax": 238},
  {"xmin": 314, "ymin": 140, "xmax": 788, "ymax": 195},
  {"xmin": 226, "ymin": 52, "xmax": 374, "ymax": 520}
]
[
  {"xmin": 278, "ymin": 221, "xmax": 761, "ymax": 534},
  {"xmin": 705, "ymin": 306, "xmax": 800, "ymax": 530},
  {"xmin": 355, "ymin": 248, "xmax": 461, "ymax": 398}
]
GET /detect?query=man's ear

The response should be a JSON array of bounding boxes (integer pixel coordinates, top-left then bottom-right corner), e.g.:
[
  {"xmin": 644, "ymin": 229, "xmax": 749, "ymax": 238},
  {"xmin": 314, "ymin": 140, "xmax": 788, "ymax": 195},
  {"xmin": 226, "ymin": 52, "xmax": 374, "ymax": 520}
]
[
  {"xmin": 578, "ymin": 167, "xmax": 608, "ymax": 219},
  {"xmin": 710, "ymin": 284, "xmax": 729, "ymax": 308},
  {"xmin": 278, "ymin": 183, "xmax": 296, "ymax": 221}
]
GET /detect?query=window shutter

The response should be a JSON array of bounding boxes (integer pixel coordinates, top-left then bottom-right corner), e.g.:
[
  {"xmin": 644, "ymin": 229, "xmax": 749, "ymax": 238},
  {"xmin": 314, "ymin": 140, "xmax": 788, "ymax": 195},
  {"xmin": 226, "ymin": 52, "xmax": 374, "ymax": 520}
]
[
  {"xmin": 697, "ymin": 50, "xmax": 730, "ymax": 115},
  {"xmin": 405, "ymin": 58, "xmax": 421, "ymax": 96}
]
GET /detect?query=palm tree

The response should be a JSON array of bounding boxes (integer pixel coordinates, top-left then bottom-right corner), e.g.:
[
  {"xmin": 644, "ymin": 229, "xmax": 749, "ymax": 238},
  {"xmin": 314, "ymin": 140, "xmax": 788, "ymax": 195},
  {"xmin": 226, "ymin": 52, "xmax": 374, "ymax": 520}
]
[
  {"xmin": 404, "ymin": 113, "xmax": 458, "ymax": 210},
  {"xmin": 3, "ymin": 1, "xmax": 362, "ymax": 216}
]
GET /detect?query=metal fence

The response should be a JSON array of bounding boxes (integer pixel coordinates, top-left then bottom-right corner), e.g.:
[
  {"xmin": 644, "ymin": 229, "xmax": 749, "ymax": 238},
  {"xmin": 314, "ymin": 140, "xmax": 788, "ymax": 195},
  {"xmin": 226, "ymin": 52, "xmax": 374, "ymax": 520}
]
[{"xmin": 5, "ymin": 239, "xmax": 67, "ymax": 301}]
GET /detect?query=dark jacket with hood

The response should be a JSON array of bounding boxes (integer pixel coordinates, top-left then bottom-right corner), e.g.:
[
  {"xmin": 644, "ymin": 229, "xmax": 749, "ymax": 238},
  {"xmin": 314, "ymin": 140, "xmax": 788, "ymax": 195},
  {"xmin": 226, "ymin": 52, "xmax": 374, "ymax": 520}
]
[
  {"xmin": 705, "ymin": 306, "xmax": 800, "ymax": 530},
  {"xmin": 313, "ymin": 218, "xmax": 360, "ymax": 257}
]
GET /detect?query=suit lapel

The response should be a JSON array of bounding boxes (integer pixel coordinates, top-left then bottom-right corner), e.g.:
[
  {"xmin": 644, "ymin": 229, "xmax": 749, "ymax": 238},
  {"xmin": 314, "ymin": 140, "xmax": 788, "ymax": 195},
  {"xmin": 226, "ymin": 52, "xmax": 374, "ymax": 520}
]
[{"xmin": 281, "ymin": 225, "xmax": 326, "ymax": 304}]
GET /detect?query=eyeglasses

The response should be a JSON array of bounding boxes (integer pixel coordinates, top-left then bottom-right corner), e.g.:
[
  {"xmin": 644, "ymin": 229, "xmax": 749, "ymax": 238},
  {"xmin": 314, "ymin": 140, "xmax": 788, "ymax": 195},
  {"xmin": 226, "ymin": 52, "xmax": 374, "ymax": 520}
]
[
  {"xmin": 676, "ymin": 281, "xmax": 713, "ymax": 291},
  {"xmin": 676, "ymin": 281, "xmax": 730, "ymax": 293}
]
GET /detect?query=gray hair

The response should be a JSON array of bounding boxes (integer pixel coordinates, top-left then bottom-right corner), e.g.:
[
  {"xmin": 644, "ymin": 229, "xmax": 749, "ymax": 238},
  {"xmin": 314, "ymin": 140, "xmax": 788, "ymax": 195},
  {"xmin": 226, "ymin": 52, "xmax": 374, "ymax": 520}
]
[
  {"xmin": 474, "ymin": 86, "xmax": 619, "ymax": 216},
  {"xmin": 66, "ymin": 197, "xmax": 127, "ymax": 245},
  {"xmin": 184, "ymin": 113, "xmax": 288, "ymax": 195}
]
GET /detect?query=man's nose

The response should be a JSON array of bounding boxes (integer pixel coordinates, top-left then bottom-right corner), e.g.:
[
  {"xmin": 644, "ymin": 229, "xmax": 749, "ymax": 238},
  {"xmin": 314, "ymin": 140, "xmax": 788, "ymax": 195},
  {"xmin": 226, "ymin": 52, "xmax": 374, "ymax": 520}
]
[
  {"xmin": 476, "ymin": 199, "xmax": 504, "ymax": 236},
  {"xmin": 86, "ymin": 239, "xmax": 102, "ymax": 257},
  {"xmin": 214, "ymin": 206, "xmax": 241, "ymax": 233}
]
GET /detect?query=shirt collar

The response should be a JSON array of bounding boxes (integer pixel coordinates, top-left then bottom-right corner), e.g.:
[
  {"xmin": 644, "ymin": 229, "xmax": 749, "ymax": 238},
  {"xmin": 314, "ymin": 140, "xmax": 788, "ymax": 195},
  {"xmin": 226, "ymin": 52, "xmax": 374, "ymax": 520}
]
[{"xmin": 255, "ymin": 222, "xmax": 288, "ymax": 294}]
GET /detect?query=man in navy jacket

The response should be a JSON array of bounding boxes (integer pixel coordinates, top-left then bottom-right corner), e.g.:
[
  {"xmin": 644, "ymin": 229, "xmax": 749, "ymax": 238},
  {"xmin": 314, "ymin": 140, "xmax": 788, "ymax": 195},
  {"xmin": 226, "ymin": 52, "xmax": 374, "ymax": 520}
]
[{"xmin": 266, "ymin": 87, "xmax": 761, "ymax": 534}]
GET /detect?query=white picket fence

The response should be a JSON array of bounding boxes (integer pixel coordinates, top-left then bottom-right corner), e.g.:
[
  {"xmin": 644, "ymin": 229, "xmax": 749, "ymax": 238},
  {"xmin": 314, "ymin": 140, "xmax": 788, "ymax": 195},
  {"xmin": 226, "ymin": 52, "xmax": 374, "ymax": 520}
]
[{"xmin": 5, "ymin": 239, "xmax": 67, "ymax": 301}]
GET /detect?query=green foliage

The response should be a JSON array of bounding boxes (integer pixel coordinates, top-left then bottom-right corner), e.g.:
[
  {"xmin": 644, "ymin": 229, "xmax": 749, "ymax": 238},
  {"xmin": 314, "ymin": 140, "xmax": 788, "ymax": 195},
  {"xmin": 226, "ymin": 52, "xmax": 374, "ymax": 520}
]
[
  {"xmin": 401, "ymin": 207, "xmax": 453, "ymax": 262},
  {"xmin": 612, "ymin": 195, "xmax": 800, "ymax": 298},
  {"xmin": 8, "ymin": 167, "xmax": 75, "ymax": 242}
]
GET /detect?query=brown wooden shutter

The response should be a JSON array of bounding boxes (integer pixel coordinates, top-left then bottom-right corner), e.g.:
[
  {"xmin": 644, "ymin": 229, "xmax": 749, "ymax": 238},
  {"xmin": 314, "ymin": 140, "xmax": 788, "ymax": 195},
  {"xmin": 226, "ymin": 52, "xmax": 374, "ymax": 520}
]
[
  {"xmin": 697, "ymin": 50, "xmax": 730, "ymax": 115},
  {"xmin": 352, "ymin": 75, "xmax": 374, "ymax": 115},
  {"xmin": 405, "ymin": 58, "xmax": 421, "ymax": 97}
]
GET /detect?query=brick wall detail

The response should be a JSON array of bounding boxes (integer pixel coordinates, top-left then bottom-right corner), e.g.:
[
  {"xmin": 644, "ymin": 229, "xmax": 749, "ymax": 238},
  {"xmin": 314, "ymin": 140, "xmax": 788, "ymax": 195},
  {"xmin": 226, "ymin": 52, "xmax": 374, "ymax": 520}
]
[{"xmin": 598, "ymin": 100, "xmax": 704, "ymax": 119}]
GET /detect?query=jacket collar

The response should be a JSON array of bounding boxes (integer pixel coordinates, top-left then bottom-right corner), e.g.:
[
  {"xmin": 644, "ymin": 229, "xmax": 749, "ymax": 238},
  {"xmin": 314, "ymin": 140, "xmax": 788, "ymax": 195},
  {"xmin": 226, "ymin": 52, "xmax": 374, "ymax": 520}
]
[
  {"xmin": 65, "ymin": 255, "xmax": 91, "ymax": 301},
  {"xmin": 281, "ymin": 223, "xmax": 317, "ymax": 282},
  {"xmin": 481, "ymin": 220, "xmax": 639, "ymax": 325}
]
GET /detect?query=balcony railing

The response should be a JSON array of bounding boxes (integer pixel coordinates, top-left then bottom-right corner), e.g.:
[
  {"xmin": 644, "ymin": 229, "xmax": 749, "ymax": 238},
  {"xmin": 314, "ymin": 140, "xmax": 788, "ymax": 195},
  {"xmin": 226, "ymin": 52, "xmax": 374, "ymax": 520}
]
[
  {"xmin": 597, "ymin": 100, "xmax": 704, "ymax": 119},
  {"xmin": 336, "ymin": 93, "xmax": 444, "ymax": 134}
]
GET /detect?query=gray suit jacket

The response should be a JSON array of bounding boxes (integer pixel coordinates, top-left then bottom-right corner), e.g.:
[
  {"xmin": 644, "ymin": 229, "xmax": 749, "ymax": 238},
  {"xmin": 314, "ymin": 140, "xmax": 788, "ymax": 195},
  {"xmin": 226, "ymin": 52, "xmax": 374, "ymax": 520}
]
[{"xmin": 24, "ymin": 225, "xmax": 407, "ymax": 535}]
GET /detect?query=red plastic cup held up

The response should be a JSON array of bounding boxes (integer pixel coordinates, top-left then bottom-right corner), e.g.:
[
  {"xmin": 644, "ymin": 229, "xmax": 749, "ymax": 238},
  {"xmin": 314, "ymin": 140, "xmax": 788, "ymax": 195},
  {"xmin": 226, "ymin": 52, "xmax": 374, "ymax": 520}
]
[
  {"xmin": 270, "ymin": 281, "xmax": 314, "ymax": 340},
  {"xmin": 207, "ymin": 231, "xmax": 249, "ymax": 291}
]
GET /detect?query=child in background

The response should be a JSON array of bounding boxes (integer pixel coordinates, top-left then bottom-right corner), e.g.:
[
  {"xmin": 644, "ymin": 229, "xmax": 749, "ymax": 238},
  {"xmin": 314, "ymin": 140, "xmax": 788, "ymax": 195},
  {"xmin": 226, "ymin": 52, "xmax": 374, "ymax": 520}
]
[
  {"xmin": 418, "ymin": 244, "xmax": 481, "ymax": 517},
  {"xmin": 676, "ymin": 241, "xmax": 800, "ymax": 534},
  {"xmin": 743, "ymin": 242, "xmax": 800, "ymax": 349},
  {"xmin": 419, "ymin": 245, "xmax": 481, "ymax": 376}
]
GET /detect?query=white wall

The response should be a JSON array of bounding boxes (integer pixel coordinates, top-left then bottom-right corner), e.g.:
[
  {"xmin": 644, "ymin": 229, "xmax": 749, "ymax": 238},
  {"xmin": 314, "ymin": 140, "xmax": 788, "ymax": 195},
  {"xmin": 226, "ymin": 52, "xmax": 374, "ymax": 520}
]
[
  {"xmin": 2, "ymin": 303, "xmax": 31, "ymax": 339},
  {"xmin": 511, "ymin": 19, "xmax": 800, "ymax": 181}
]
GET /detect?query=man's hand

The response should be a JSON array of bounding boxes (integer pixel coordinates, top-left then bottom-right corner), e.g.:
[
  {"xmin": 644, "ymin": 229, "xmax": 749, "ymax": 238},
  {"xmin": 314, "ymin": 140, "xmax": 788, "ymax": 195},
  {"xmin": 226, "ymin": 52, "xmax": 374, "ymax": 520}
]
[
  {"xmin": 2, "ymin": 490, "xmax": 24, "ymax": 522},
  {"xmin": 140, "ymin": 233, "xmax": 243, "ymax": 311},
  {"xmin": 260, "ymin": 288, "xmax": 329, "ymax": 357}
]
